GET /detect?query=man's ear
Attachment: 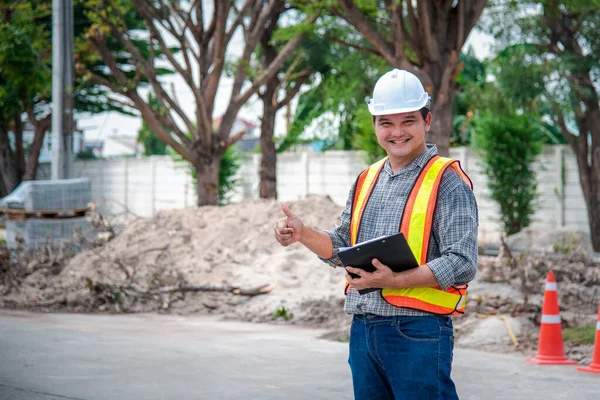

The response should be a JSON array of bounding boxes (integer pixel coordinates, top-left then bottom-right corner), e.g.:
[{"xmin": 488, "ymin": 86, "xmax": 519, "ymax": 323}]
[{"xmin": 424, "ymin": 112, "xmax": 432, "ymax": 131}]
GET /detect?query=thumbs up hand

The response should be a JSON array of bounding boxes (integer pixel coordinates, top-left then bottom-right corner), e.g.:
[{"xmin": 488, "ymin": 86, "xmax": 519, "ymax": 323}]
[{"xmin": 274, "ymin": 202, "xmax": 304, "ymax": 246}]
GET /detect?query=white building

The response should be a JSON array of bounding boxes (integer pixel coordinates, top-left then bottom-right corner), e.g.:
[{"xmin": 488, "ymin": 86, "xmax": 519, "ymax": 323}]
[
  {"xmin": 9, "ymin": 122, "xmax": 84, "ymax": 162},
  {"xmin": 101, "ymin": 135, "xmax": 144, "ymax": 158}
]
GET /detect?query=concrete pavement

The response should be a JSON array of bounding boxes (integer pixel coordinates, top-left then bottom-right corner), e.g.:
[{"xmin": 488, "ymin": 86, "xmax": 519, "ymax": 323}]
[{"xmin": 0, "ymin": 310, "xmax": 597, "ymax": 400}]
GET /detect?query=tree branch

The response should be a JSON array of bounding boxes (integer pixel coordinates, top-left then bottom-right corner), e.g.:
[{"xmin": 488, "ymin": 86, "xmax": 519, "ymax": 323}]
[
  {"xmin": 232, "ymin": 14, "xmax": 317, "ymax": 111},
  {"xmin": 406, "ymin": 0, "xmax": 422, "ymax": 55},
  {"xmin": 552, "ymin": 102, "xmax": 577, "ymax": 151},
  {"xmin": 87, "ymin": 28, "xmax": 130, "ymax": 87},
  {"xmin": 336, "ymin": 0, "xmax": 397, "ymax": 66},
  {"xmin": 227, "ymin": 129, "xmax": 247, "ymax": 147},
  {"xmin": 417, "ymin": 1, "xmax": 435, "ymax": 62},
  {"xmin": 275, "ymin": 73, "xmax": 311, "ymax": 110},
  {"xmin": 225, "ymin": 0, "xmax": 255, "ymax": 43},
  {"xmin": 322, "ymin": 34, "xmax": 379, "ymax": 56},
  {"xmin": 456, "ymin": 0, "xmax": 465, "ymax": 52},
  {"xmin": 205, "ymin": 0, "xmax": 230, "ymax": 116},
  {"xmin": 386, "ymin": 0, "xmax": 405, "ymax": 62},
  {"xmin": 464, "ymin": 0, "xmax": 488, "ymax": 40},
  {"xmin": 127, "ymin": 91, "xmax": 193, "ymax": 160}
]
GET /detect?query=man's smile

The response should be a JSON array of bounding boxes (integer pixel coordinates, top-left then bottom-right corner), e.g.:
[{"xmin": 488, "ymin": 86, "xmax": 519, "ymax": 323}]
[{"xmin": 388, "ymin": 137, "xmax": 411, "ymax": 145}]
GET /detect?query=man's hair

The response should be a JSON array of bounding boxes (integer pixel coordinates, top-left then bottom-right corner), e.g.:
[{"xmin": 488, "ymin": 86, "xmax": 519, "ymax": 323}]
[{"xmin": 372, "ymin": 107, "xmax": 430, "ymax": 124}]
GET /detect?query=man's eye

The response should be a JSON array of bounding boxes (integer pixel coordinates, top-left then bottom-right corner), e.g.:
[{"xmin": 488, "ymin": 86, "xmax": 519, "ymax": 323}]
[{"xmin": 404, "ymin": 120, "xmax": 414, "ymax": 125}]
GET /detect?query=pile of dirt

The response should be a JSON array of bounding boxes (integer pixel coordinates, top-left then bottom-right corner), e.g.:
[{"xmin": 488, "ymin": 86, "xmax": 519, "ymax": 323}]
[{"xmin": 0, "ymin": 196, "xmax": 352, "ymax": 333}]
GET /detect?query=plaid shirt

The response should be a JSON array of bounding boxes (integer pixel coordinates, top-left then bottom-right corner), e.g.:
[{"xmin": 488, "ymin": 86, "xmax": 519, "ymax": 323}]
[{"xmin": 320, "ymin": 145, "xmax": 479, "ymax": 316}]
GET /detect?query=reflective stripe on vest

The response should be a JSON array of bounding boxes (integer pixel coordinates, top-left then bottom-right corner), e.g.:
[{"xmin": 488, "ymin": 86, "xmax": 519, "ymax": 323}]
[{"xmin": 346, "ymin": 155, "xmax": 473, "ymax": 315}]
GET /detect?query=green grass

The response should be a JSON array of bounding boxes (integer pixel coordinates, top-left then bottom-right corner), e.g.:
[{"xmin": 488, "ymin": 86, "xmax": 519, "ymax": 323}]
[
  {"xmin": 563, "ymin": 326, "xmax": 596, "ymax": 345},
  {"xmin": 272, "ymin": 306, "xmax": 293, "ymax": 321}
]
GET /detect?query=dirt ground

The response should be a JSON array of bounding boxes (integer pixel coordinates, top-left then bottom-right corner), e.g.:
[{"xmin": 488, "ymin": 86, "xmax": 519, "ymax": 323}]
[{"xmin": 1, "ymin": 196, "xmax": 599, "ymax": 363}]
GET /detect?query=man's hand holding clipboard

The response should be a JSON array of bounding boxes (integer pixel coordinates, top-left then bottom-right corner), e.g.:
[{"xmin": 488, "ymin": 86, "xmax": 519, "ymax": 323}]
[{"xmin": 338, "ymin": 233, "xmax": 419, "ymax": 294}]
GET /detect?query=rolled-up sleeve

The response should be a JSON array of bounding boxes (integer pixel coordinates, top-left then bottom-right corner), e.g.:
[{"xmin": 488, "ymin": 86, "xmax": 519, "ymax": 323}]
[
  {"xmin": 318, "ymin": 183, "xmax": 355, "ymax": 268},
  {"xmin": 427, "ymin": 171, "xmax": 479, "ymax": 290}
]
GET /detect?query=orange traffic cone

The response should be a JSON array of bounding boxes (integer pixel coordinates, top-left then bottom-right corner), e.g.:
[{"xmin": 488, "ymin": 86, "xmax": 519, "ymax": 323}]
[
  {"xmin": 577, "ymin": 304, "xmax": 600, "ymax": 374},
  {"xmin": 526, "ymin": 271, "xmax": 577, "ymax": 365}
]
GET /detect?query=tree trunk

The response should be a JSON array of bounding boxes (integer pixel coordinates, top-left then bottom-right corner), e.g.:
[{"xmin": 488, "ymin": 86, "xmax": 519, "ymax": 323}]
[
  {"xmin": 589, "ymin": 186, "xmax": 600, "ymax": 251},
  {"xmin": 428, "ymin": 98, "xmax": 453, "ymax": 157},
  {"xmin": 14, "ymin": 113, "xmax": 25, "ymax": 177},
  {"xmin": 574, "ymin": 105, "xmax": 600, "ymax": 252},
  {"xmin": 0, "ymin": 126, "xmax": 21, "ymax": 195},
  {"xmin": 259, "ymin": 82, "xmax": 278, "ymax": 199},
  {"xmin": 420, "ymin": 59, "xmax": 460, "ymax": 158},
  {"xmin": 543, "ymin": 3, "xmax": 600, "ymax": 251},
  {"xmin": 194, "ymin": 155, "xmax": 221, "ymax": 206},
  {"xmin": 0, "ymin": 171, "xmax": 6, "ymax": 198},
  {"xmin": 23, "ymin": 115, "xmax": 51, "ymax": 181},
  {"xmin": 257, "ymin": 5, "xmax": 284, "ymax": 200}
]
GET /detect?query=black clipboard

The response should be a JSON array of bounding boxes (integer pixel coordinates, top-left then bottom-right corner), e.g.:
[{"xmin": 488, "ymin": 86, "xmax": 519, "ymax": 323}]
[{"xmin": 338, "ymin": 232, "xmax": 419, "ymax": 294}]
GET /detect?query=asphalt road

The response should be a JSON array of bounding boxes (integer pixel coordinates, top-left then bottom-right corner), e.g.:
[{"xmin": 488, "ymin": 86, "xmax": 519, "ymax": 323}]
[{"xmin": 0, "ymin": 310, "xmax": 598, "ymax": 400}]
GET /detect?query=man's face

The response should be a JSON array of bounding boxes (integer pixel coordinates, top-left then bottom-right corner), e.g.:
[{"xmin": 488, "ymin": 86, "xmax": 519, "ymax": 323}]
[{"xmin": 374, "ymin": 111, "xmax": 431, "ymax": 167}]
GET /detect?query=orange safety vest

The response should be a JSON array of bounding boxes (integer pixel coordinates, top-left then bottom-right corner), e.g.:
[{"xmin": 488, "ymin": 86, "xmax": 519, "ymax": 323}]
[{"xmin": 346, "ymin": 154, "xmax": 473, "ymax": 315}]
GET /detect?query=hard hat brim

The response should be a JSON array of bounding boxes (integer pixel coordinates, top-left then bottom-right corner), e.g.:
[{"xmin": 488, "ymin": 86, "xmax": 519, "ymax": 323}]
[{"xmin": 368, "ymin": 103, "xmax": 428, "ymax": 116}]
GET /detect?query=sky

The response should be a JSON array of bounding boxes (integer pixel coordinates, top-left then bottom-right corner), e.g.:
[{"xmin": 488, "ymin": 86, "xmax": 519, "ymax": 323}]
[{"xmin": 77, "ymin": 28, "xmax": 493, "ymax": 143}]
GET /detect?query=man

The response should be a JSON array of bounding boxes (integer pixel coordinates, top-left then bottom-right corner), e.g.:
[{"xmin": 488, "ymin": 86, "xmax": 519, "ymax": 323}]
[{"xmin": 274, "ymin": 69, "xmax": 478, "ymax": 400}]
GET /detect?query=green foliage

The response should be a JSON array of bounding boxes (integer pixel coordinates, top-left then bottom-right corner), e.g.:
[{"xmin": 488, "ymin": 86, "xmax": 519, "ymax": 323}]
[
  {"xmin": 451, "ymin": 46, "xmax": 567, "ymax": 147},
  {"xmin": 138, "ymin": 123, "xmax": 167, "ymax": 156},
  {"xmin": 552, "ymin": 233, "xmax": 584, "ymax": 255},
  {"xmin": 482, "ymin": 0, "xmax": 600, "ymax": 250},
  {"xmin": 217, "ymin": 147, "xmax": 241, "ymax": 205},
  {"xmin": 563, "ymin": 326, "xmax": 596, "ymax": 345},
  {"xmin": 481, "ymin": 0, "xmax": 596, "ymax": 143},
  {"xmin": 451, "ymin": 49, "xmax": 488, "ymax": 147},
  {"xmin": 472, "ymin": 112, "xmax": 543, "ymax": 236},
  {"xmin": 0, "ymin": 1, "xmax": 51, "ymax": 122},
  {"xmin": 76, "ymin": 150, "xmax": 98, "ymax": 160},
  {"xmin": 272, "ymin": 306, "xmax": 293, "ymax": 321},
  {"xmin": 173, "ymin": 145, "xmax": 241, "ymax": 206},
  {"xmin": 279, "ymin": 24, "xmax": 389, "ymax": 160},
  {"xmin": 353, "ymin": 109, "xmax": 386, "ymax": 164},
  {"xmin": 136, "ymin": 95, "xmax": 168, "ymax": 156}
]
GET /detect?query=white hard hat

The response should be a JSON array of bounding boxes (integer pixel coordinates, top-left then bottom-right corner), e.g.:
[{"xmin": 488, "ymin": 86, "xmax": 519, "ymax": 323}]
[{"xmin": 367, "ymin": 69, "xmax": 431, "ymax": 116}]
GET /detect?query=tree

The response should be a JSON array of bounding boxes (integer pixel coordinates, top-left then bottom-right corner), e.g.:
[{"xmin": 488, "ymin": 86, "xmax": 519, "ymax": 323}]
[
  {"xmin": 472, "ymin": 112, "xmax": 543, "ymax": 236},
  {"xmin": 451, "ymin": 47, "xmax": 567, "ymax": 147},
  {"xmin": 484, "ymin": 0, "xmax": 600, "ymax": 250},
  {"xmin": 256, "ymin": 3, "xmax": 313, "ymax": 199},
  {"xmin": 0, "ymin": 1, "xmax": 133, "ymax": 197},
  {"xmin": 307, "ymin": 0, "xmax": 487, "ymax": 156},
  {"xmin": 81, "ymin": 0, "xmax": 316, "ymax": 206},
  {"xmin": 278, "ymin": 19, "xmax": 390, "ymax": 163},
  {"xmin": 0, "ymin": 1, "xmax": 51, "ymax": 195}
]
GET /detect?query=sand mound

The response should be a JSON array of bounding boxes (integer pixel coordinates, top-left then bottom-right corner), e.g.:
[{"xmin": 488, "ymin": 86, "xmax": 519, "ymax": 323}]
[{"xmin": 0, "ymin": 196, "xmax": 351, "ymax": 331}]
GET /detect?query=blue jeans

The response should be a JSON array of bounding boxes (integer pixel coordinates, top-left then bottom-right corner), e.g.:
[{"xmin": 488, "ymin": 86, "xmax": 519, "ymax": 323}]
[{"xmin": 349, "ymin": 314, "xmax": 458, "ymax": 400}]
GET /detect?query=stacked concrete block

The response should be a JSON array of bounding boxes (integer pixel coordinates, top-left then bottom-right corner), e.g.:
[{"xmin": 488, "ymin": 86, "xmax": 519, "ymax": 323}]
[
  {"xmin": 6, "ymin": 218, "xmax": 90, "ymax": 251},
  {"xmin": 1, "ymin": 178, "xmax": 93, "ymax": 252},
  {"xmin": 0, "ymin": 178, "xmax": 91, "ymax": 211}
]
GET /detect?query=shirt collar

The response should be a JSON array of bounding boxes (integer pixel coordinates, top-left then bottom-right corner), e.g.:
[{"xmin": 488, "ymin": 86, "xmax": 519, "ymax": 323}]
[{"xmin": 383, "ymin": 144, "xmax": 439, "ymax": 175}]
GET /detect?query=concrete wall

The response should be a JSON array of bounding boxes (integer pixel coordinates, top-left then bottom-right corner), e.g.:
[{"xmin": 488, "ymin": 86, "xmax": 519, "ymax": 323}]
[
  {"xmin": 37, "ymin": 145, "xmax": 590, "ymax": 241},
  {"xmin": 37, "ymin": 157, "xmax": 196, "ymax": 217}
]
